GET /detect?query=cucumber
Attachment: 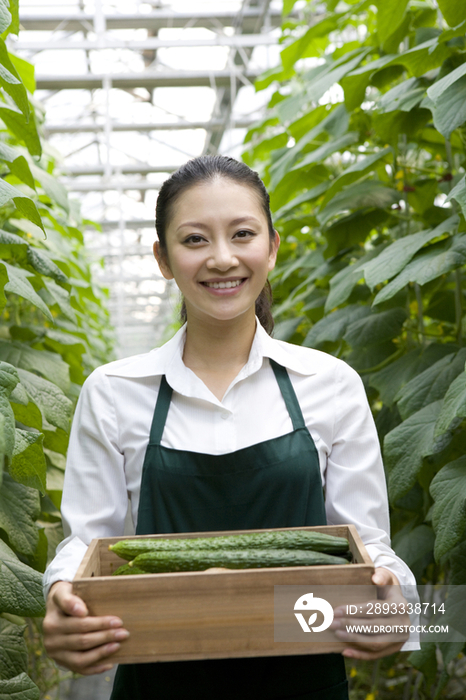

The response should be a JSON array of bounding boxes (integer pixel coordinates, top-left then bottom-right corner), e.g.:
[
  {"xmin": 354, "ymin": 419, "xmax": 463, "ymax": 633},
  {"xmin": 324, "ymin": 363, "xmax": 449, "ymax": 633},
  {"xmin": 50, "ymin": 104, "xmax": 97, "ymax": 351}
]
[
  {"xmin": 112, "ymin": 563, "xmax": 147, "ymax": 576},
  {"xmin": 109, "ymin": 530, "xmax": 350, "ymax": 561},
  {"xmin": 130, "ymin": 548, "xmax": 350, "ymax": 573}
]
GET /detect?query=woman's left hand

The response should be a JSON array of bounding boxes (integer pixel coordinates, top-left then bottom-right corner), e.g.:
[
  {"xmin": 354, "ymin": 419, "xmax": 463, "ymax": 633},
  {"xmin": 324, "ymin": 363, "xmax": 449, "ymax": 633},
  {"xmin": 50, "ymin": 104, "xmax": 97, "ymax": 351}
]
[{"xmin": 331, "ymin": 567, "xmax": 411, "ymax": 660}]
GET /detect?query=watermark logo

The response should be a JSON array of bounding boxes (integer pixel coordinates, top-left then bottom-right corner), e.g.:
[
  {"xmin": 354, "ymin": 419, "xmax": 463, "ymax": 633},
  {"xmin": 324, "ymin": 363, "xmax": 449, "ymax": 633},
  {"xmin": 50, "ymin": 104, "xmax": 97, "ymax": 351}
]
[{"xmin": 294, "ymin": 592, "xmax": 334, "ymax": 633}]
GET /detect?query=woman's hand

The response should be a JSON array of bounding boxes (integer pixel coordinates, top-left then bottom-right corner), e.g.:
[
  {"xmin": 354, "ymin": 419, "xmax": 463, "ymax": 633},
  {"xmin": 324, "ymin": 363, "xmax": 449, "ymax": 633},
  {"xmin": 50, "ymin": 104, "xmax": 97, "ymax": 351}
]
[
  {"xmin": 331, "ymin": 567, "xmax": 411, "ymax": 660},
  {"xmin": 43, "ymin": 581, "xmax": 130, "ymax": 675}
]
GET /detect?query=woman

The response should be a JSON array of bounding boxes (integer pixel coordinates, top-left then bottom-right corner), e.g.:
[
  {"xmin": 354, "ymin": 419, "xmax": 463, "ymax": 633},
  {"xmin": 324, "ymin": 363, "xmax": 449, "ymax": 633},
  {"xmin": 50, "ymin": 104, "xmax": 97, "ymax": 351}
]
[{"xmin": 43, "ymin": 156, "xmax": 416, "ymax": 700}]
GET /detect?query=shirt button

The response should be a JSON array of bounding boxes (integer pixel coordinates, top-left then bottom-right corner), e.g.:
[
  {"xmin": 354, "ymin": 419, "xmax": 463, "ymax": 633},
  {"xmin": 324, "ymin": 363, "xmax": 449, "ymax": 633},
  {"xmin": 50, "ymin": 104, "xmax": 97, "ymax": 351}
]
[{"xmin": 221, "ymin": 412, "xmax": 229, "ymax": 420}]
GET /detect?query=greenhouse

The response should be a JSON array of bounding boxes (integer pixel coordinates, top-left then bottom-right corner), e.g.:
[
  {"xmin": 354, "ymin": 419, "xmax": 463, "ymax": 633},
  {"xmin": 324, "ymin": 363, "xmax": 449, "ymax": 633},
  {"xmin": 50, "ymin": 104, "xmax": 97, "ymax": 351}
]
[{"xmin": 0, "ymin": 0, "xmax": 465, "ymax": 699}]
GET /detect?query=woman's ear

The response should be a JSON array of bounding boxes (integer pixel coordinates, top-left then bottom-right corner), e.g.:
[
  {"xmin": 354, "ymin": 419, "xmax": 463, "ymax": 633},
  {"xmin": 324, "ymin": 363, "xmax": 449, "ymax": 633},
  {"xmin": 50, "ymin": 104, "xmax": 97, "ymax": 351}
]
[
  {"xmin": 268, "ymin": 230, "xmax": 280, "ymax": 271},
  {"xmin": 153, "ymin": 241, "xmax": 174, "ymax": 280}
]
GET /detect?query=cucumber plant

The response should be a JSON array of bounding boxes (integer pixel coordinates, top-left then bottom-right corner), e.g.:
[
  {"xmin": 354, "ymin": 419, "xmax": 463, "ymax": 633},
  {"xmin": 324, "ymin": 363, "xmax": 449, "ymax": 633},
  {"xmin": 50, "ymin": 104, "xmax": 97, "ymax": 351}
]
[{"xmin": 0, "ymin": 1, "xmax": 114, "ymax": 697}]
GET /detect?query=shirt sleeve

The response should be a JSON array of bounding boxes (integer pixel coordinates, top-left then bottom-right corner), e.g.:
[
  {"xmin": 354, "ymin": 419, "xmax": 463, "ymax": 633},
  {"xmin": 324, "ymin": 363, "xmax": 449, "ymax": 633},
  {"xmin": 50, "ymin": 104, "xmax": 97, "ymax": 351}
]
[
  {"xmin": 324, "ymin": 360, "xmax": 419, "ymax": 650},
  {"xmin": 42, "ymin": 368, "xmax": 128, "ymax": 600}
]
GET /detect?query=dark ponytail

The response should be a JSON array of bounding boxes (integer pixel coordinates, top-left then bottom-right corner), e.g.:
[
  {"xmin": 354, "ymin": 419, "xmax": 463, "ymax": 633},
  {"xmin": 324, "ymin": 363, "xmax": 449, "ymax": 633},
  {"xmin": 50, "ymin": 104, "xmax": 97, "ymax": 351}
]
[{"xmin": 155, "ymin": 155, "xmax": 275, "ymax": 335}]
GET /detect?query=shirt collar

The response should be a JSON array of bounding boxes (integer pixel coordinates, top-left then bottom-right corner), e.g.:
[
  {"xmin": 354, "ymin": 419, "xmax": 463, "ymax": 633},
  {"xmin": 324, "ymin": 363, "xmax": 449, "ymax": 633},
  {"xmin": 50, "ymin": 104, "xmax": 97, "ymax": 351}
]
[{"xmin": 103, "ymin": 318, "xmax": 317, "ymax": 390}]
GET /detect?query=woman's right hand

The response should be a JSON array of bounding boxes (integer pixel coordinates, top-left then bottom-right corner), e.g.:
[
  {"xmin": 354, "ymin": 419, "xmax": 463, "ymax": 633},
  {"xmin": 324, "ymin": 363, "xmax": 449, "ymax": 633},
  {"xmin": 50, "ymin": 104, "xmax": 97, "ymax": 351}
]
[{"xmin": 43, "ymin": 581, "xmax": 130, "ymax": 675}]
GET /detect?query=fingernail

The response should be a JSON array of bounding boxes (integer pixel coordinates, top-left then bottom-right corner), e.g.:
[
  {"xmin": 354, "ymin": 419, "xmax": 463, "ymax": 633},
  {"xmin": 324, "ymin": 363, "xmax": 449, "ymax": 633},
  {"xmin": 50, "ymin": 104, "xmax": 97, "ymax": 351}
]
[
  {"xmin": 114, "ymin": 629, "xmax": 130, "ymax": 641},
  {"xmin": 110, "ymin": 618, "xmax": 123, "ymax": 628},
  {"xmin": 107, "ymin": 643, "xmax": 120, "ymax": 653},
  {"xmin": 72, "ymin": 603, "xmax": 85, "ymax": 615}
]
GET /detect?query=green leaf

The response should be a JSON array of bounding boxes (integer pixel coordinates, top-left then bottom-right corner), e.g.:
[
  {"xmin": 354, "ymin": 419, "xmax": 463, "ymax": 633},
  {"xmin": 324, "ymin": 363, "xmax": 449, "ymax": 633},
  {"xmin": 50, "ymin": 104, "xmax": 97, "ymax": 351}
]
[
  {"xmin": 8, "ymin": 55, "xmax": 34, "ymax": 95},
  {"xmin": 0, "ymin": 618, "xmax": 28, "ymax": 680},
  {"xmin": 373, "ymin": 235, "xmax": 466, "ymax": 305},
  {"xmin": 40, "ymin": 278, "xmax": 76, "ymax": 323},
  {"xmin": 429, "ymin": 74, "xmax": 466, "ymax": 140},
  {"xmin": 446, "ymin": 175, "xmax": 466, "ymax": 219},
  {"xmin": 0, "ymin": 672, "xmax": 40, "ymax": 700},
  {"xmin": 7, "ymin": 156, "xmax": 36, "ymax": 190},
  {"xmin": 395, "ymin": 350, "xmax": 466, "ymax": 420},
  {"xmin": 384, "ymin": 400, "xmax": 444, "ymax": 503},
  {"xmin": 0, "ymin": 473, "xmax": 40, "ymax": 556},
  {"xmin": 26, "ymin": 248, "xmax": 68, "ymax": 284},
  {"xmin": 6, "ymin": 0, "xmax": 19, "ymax": 37},
  {"xmin": 0, "ymin": 0, "xmax": 11, "ymax": 34},
  {"xmin": 281, "ymin": 15, "xmax": 340, "ymax": 71},
  {"xmin": 318, "ymin": 181, "xmax": 399, "ymax": 226},
  {"xmin": 0, "ymin": 105, "xmax": 41, "ymax": 158},
  {"xmin": 303, "ymin": 305, "xmax": 370, "ymax": 348},
  {"xmin": 16, "ymin": 368, "xmax": 71, "ymax": 433},
  {"xmin": 0, "ymin": 38, "xmax": 28, "ymax": 117},
  {"xmin": 291, "ymin": 132, "xmax": 359, "ymax": 175},
  {"xmin": 319, "ymin": 147, "xmax": 392, "ymax": 209},
  {"xmin": 434, "ymin": 371, "xmax": 466, "ymax": 438},
  {"xmin": 0, "ymin": 538, "xmax": 45, "ymax": 616},
  {"xmin": 364, "ymin": 215, "xmax": 459, "ymax": 290},
  {"xmin": 437, "ymin": 0, "xmax": 466, "ymax": 28},
  {"xmin": 375, "ymin": 0, "xmax": 409, "ymax": 46},
  {"xmin": 393, "ymin": 524, "xmax": 434, "ymax": 576},
  {"xmin": 430, "ymin": 456, "xmax": 466, "ymax": 559},
  {"xmin": 10, "ymin": 429, "xmax": 46, "ymax": 494},
  {"xmin": 255, "ymin": 65, "xmax": 288, "ymax": 92},
  {"xmin": 344, "ymin": 307, "xmax": 407, "ymax": 347},
  {"xmin": 29, "ymin": 163, "xmax": 69, "ymax": 213},
  {"xmin": 0, "ymin": 341, "xmax": 70, "ymax": 394},
  {"xmin": 378, "ymin": 77, "xmax": 425, "ymax": 113},
  {"xmin": 0, "ymin": 262, "xmax": 52, "ymax": 320},
  {"xmin": 427, "ymin": 61, "xmax": 466, "ymax": 102},
  {"xmin": 326, "ymin": 242, "xmax": 387, "ymax": 310},
  {"xmin": 0, "ymin": 362, "xmax": 19, "ymax": 461}
]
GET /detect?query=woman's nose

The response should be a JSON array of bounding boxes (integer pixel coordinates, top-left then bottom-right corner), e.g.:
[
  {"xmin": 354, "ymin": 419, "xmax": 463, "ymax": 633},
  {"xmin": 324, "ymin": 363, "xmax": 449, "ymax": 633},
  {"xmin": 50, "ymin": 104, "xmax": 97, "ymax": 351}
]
[{"xmin": 207, "ymin": 241, "xmax": 238, "ymax": 270}]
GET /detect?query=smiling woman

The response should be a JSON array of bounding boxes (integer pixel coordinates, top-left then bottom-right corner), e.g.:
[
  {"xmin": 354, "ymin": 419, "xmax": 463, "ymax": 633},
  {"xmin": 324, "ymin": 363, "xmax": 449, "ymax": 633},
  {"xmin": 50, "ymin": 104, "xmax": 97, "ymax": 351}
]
[{"xmin": 42, "ymin": 155, "xmax": 417, "ymax": 700}]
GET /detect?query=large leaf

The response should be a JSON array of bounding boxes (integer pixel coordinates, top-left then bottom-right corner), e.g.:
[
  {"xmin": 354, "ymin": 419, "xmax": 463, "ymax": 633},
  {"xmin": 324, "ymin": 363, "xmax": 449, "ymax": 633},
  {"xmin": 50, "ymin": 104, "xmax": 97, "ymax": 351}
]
[
  {"xmin": 317, "ymin": 180, "xmax": 399, "ymax": 225},
  {"xmin": 437, "ymin": 0, "xmax": 466, "ymax": 27},
  {"xmin": 393, "ymin": 524, "xmax": 434, "ymax": 580},
  {"xmin": 0, "ymin": 362, "xmax": 19, "ymax": 461},
  {"xmin": 40, "ymin": 278, "xmax": 76, "ymax": 323},
  {"xmin": 0, "ymin": 539, "xmax": 45, "ymax": 617},
  {"xmin": 319, "ymin": 147, "xmax": 392, "ymax": 209},
  {"xmin": 378, "ymin": 77, "xmax": 425, "ymax": 113},
  {"xmin": 0, "ymin": 38, "xmax": 28, "ymax": 117},
  {"xmin": 0, "ymin": 618, "xmax": 28, "ymax": 680},
  {"xmin": 0, "ymin": 341, "xmax": 69, "ymax": 393},
  {"xmin": 281, "ymin": 14, "xmax": 341, "ymax": 71},
  {"xmin": 446, "ymin": 175, "xmax": 466, "ymax": 220},
  {"xmin": 373, "ymin": 235, "xmax": 466, "ymax": 305},
  {"xmin": 326, "ymin": 244, "xmax": 386, "ymax": 311},
  {"xmin": 16, "ymin": 369, "xmax": 71, "ymax": 433},
  {"xmin": 290, "ymin": 132, "xmax": 359, "ymax": 175},
  {"xmin": 0, "ymin": 0, "xmax": 11, "ymax": 34},
  {"xmin": 344, "ymin": 308, "xmax": 407, "ymax": 348},
  {"xmin": 1, "ymin": 263, "xmax": 52, "ymax": 321},
  {"xmin": 10, "ymin": 429, "xmax": 46, "ymax": 494},
  {"xmin": 26, "ymin": 247, "xmax": 68, "ymax": 284},
  {"xmin": 303, "ymin": 304, "xmax": 370, "ymax": 347},
  {"xmin": 0, "ymin": 672, "xmax": 40, "ymax": 700},
  {"xmin": 364, "ymin": 215, "xmax": 459, "ymax": 290},
  {"xmin": 0, "ymin": 179, "xmax": 43, "ymax": 231},
  {"xmin": 434, "ymin": 371, "xmax": 466, "ymax": 438},
  {"xmin": 429, "ymin": 74, "xmax": 466, "ymax": 140},
  {"xmin": 430, "ymin": 457, "xmax": 466, "ymax": 560},
  {"xmin": 0, "ymin": 105, "xmax": 41, "ymax": 158},
  {"xmin": 29, "ymin": 163, "xmax": 69, "ymax": 213},
  {"xmin": 384, "ymin": 400, "xmax": 444, "ymax": 503},
  {"xmin": 0, "ymin": 473, "xmax": 40, "ymax": 557},
  {"xmin": 375, "ymin": 0, "xmax": 409, "ymax": 46},
  {"xmin": 395, "ymin": 350, "xmax": 466, "ymax": 420}
]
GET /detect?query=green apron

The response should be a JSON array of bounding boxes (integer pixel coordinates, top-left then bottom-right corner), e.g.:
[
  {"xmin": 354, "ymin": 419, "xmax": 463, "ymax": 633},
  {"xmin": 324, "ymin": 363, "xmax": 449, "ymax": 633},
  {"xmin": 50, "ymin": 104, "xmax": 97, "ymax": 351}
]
[{"xmin": 111, "ymin": 360, "xmax": 348, "ymax": 700}]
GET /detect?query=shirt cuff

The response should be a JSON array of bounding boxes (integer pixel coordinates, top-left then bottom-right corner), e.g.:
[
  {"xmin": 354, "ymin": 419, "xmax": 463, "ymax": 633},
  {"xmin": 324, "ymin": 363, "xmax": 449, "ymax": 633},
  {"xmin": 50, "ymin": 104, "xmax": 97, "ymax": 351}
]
[{"xmin": 42, "ymin": 536, "xmax": 89, "ymax": 601}]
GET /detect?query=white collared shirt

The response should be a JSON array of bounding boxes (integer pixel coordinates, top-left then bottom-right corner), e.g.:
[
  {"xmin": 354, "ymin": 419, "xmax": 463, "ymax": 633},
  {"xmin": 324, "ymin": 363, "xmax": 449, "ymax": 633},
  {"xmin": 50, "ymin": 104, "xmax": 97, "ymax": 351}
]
[{"xmin": 44, "ymin": 321, "xmax": 418, "ymax": 628}]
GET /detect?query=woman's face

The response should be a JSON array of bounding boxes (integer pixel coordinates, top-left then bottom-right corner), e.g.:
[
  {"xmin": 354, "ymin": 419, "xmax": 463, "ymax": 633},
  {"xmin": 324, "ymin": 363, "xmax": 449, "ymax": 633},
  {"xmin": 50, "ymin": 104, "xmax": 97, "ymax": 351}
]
[{"xmin": 154, "ymin": 177, "xmax": 279, "ymax": 326}]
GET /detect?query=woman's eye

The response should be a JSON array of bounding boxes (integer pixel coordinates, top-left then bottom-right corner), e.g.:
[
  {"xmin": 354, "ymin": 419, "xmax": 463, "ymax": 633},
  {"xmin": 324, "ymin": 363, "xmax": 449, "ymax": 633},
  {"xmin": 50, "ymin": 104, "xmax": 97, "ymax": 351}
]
[
  {"xmin": 184, "ymin": 235, "xmax": 205, "ymax": 244},
  {"xmin": 235, "ymin": 230, "xmax": 254, "ymax": 239}
]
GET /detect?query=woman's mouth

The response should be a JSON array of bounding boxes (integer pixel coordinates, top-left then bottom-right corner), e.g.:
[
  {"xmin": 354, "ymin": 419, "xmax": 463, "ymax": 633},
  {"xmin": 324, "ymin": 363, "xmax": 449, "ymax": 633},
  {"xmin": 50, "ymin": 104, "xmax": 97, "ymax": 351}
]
[{"xmin": 203, "ymin": 279, "xmax": 244, "ymax": 289}]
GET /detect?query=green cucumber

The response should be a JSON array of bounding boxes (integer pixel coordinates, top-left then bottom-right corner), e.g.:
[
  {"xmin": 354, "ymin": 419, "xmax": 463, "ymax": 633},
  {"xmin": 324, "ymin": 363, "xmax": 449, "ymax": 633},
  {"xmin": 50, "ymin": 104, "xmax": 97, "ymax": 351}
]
[
  {"xmin": 112, "ymin": 563, "xmax": 147, "ymax": 576},
  {"xmin": 109, "ymin": 530, "xmax": 350, "ymax": 561},
  {"xmin": 130, "ymin": 548, "xmax": 349, "ymax": 573}
]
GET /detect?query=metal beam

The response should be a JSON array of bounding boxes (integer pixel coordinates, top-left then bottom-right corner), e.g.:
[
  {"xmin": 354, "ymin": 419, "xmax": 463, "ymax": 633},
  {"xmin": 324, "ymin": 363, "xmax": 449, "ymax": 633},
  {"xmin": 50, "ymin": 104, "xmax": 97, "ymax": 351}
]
[
  {"xmin": 63, "ymin": 179, "xmax": 163, "ymax": 192},
  {"xmin": 85, "ymin": 219, "xmax": 156, "ymax": 230},
  {"xmin": 35, "ymin": 68, "xmax": 260, "ymax": 91},
  {"xmin": 13, "ymin": 33, "xmax": 277, "ymax": 52},
  {"xmin": 44, "ymin": 117, "xmax": 256, "ymax": 135},
  {"xmin": 61, "ymin": 163, "xmax": 178, "ymax": 176},
  {"xmin": 18, "ymin": 9, "xmax": 286, "ymax": 32}
]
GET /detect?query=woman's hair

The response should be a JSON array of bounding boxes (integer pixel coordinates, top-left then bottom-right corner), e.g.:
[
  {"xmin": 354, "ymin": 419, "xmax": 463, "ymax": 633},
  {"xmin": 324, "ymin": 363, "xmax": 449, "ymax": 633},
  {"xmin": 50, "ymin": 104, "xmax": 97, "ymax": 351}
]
[{"xmin": 155, "ymin": 155, "xmax": 275, "ymax": 334}]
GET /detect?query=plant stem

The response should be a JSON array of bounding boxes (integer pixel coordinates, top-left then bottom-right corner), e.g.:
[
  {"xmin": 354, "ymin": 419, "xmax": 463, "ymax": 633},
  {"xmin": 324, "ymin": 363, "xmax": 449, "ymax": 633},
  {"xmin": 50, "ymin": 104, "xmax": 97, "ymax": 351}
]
[
  {"xmin": 455, "ymin": 268, "xmax": 463, "ymax": 347},
  {"xmin": 414, "ymin": 283, "xmax": 424, "ymax": 345}
]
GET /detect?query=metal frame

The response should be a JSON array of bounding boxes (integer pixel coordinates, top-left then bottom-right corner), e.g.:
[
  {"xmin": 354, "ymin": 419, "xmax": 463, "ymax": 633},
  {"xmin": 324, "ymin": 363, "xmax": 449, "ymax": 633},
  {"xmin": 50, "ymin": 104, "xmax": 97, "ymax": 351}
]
[{"xmin": 12, "ymin": 0, "xmax": 283, "ymax": 357}]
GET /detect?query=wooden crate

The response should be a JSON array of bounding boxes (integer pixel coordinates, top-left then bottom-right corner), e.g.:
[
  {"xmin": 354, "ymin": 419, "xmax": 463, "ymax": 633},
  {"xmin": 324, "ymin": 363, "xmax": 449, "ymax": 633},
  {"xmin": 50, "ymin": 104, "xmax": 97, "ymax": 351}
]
[{"xmin": 72, "ymin": 525, "xmax": 375, "ymax": 664}]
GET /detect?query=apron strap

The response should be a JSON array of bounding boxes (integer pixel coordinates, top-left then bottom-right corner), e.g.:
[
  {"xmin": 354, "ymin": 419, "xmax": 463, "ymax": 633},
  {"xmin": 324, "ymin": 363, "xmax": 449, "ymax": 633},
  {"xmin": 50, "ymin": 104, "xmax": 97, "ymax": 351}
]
[
  {"xmin": 149, "ymin": 375, "xmax": 173, "ymax": 445},
  {"xmin": 269, "ymin": 359, "xmax": 306, "ymax": 431}
]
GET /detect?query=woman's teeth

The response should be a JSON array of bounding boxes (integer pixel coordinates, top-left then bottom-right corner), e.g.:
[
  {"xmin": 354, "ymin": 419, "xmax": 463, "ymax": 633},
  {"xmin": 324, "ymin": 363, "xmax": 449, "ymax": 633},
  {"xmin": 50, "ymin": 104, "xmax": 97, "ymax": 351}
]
[{"xmin": 204, "ymin": 279, "xmax": 243, "ymax": 289}]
